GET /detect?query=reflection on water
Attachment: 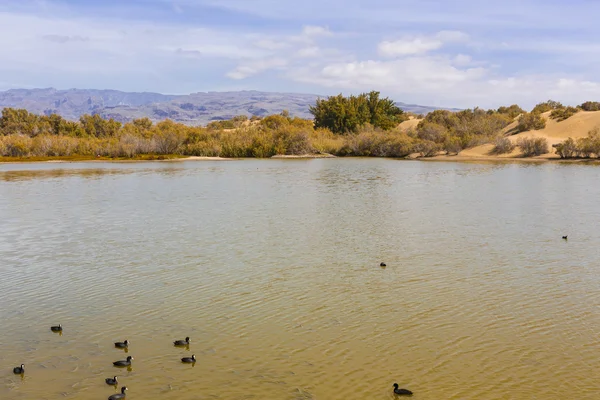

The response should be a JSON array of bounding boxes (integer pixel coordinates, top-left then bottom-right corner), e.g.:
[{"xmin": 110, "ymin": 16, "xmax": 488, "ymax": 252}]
[
  {"xmin": 1, "ymin": 159, "xmax": 600, "ymax": 400},
  {"xmin": 0, "ymin": 165, "xmax": 187, "ymax": 182}
]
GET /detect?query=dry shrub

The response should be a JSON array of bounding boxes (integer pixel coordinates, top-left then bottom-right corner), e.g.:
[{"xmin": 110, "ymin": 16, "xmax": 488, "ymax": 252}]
[
  {"xmin": 32, "ymin": 135, "xmax": 78, "ymax": 156},
  {"xmin": 152, "ymin": 130, "xmax": 185, "ymax": 154},
  {"xmin": 339, "ymin": 129, "xmax": 413, "ymax": 157},
  {"xmin": 273, "ymin": 128, "xmax": 313, "ymax": 155},
  {"xmin": 310, "ymin": 128, "xmax": 344, "ymax": 154},
  {"xmin": 517, "ymin": 137, "xmax": 549, "ymax": 156},
  {"xmin": 1, "ymin": 135, "xmax": 33, "ymax": 156},
  {"xmin": 554, "ymin": 138, "xmax": 578, "ymax": 158},
  {"xmin": 412, "ymin": 140, "xmax": 440, "ymax": 157},
  {"xmin": 491, "ymin": 137, "xmax": 515, "ymax": 154}
]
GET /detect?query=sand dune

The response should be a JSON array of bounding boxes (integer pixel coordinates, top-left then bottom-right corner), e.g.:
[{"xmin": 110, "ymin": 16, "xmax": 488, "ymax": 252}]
[
  {"xmin": 398, "ymin": 116, "xmax": 421, "ymax": 131},
  {"xmin": 457, "ymin": 111, "xmax": 600, "ymax": 159}
]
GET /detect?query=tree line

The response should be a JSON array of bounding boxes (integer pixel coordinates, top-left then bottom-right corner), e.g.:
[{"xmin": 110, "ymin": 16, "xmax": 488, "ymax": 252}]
[{"xmin": 1, "ymin": 93, "xmax": 600, "ymax": 159}]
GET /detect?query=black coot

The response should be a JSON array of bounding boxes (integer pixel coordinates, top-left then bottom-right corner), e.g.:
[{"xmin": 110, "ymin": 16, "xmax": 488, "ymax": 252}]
[
  {"xmin": 113, "ymin": 356, "xmax": 133, "ymax": 367},
  {"xmin": 106, "ymin": 376, "xmax": 118, "ymax": 385},
  {"xmin": 393, "ymin": 383, "xmax": 413, "ymax": 396},
  {"xmin": 114, "ymin": 340, "xmax": 129, "ymax": 349},
  {"xmin": 181, "ymin": 354, "xmax": 196, "ymax": 363},
  {"xmin": 50, "ymin": 324, "xmax": 62, "ymax": 332},
  {"xmin": 174, "ymin": 337, "xmax": 190, "ymax": 346},
  {"xmin": 13, "ymin": 364, "xmax": 24, "ymax": 374},
  {"xmin": 108, "ymin": 386, "xmax": 127, "ymax": 400}
]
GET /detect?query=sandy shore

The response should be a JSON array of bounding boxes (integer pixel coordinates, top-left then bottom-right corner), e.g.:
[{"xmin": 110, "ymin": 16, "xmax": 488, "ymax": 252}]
[{"xmin": 271, "ymin": 153, "xmax": 336, "ymax": 159}]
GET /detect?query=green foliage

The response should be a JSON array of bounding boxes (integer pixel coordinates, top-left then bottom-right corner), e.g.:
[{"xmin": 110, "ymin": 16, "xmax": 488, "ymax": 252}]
[
  {"xmin": 517, "ymin": 137, "xmax": 549, "ymax": 156},
  {"xmin": 517, "ymin": 112, "xmax": 546, "ymax": 132},
  {"xmin": 206, "ymin": 119, "xmax": 236, "ymax": 130},
  {"xmin": 531, "ymin": 100, "xmax": 563, "ymax": 114},
  {"xmin": 578, "ymin": 101, "xmax": 600, "ymax": 112},
  {"xmin": 549, "ymin": 106, "xmax": 579, "ymax": 121},
  {"xmin": 496, "ymin": 104, "xmax": 525, "ymax": 119},
  {"xmin": 0, "ymin": 108, "xmax": 50, "ymax": 136},
  {"xmin": 309, "ymin": 91, "xmax": 407, "ymax": 134},
  {"xmin": 417, "ymin": 107, "xmax": 512, "ymax": 153},
  {"xmin": 79, "ymin": 114, "xmax": 122, "ymax": 137}
]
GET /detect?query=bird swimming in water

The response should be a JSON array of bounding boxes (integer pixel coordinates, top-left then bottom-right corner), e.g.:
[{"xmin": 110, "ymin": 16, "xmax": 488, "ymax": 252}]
[
  {"xmin": 174, "ymin": 337, "xmax": 190, "ymax": 346},
  {"xmin": 114, "ymin": 340, "xmax": 129, "ymax": 349},
  {"xmin": 13, "ymin": 364, "xmax": 24, "ymax": 374},
  {"xmin": 393, "ymin": 383, "xmax": 413, "ymax": 396},
  {"xmin": 562, "ymin": 235, "xmax": 568, "ymax": 240},
  {"xmin": 181, "ymin": 354, "xmax": 196, "ymax": 363},
  {"xmin": 50, "ymin": 324, "xmax": 62, "ymax": 332},
  {"xmin": 113, "ymin": 356, "xmax": 133, "ymax": 367},
  {"xmin": 380, "ymin": 262, "xmax": 387, "ymax": 267},
  {"xmin": 108, "ymin": 386, "xmax": 127, "ymax": 400},
  {"xmin": 106, "ymin": 376, "xmax": 118, "ymax": 385}
]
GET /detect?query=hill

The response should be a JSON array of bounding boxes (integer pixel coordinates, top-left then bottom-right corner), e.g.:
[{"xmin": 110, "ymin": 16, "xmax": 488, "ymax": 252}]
[
  {"xmin": 0, "ymin": 88, "xmax": 458, "ymax": 126},
  {"xmin": 458, "ymin": 111, "xmax": 600, "ymax": 159}
]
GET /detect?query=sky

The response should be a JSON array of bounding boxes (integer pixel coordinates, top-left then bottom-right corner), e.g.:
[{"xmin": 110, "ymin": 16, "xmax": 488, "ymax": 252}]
[{"xmin": 0, "ymin": 0, "xmax": 599, "ymax": 109}]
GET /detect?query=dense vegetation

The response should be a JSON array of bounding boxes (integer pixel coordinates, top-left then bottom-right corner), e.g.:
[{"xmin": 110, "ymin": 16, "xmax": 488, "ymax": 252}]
[
  {"xmin": 1, "ymin": 95, "xmax": 600, "ymax": 160},
  {"xmin": 309, "ymin": 91, "xmax": 407, "ymax": 134}
]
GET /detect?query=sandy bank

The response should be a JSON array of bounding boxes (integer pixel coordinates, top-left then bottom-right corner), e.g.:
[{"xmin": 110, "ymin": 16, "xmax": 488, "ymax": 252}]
[
  {"xmin": 271, "ymin": 153, "xmax": 336, "ymax": 159},
  {"xmin": 0, "ymin": 156, "xmax": 236, "ymax": 164}
]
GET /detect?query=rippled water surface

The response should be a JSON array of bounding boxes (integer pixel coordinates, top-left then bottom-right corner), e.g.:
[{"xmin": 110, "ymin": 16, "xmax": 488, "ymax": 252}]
[{"xmin": 1, "ymin": 159, "xmax": 600, "ymax": 400}]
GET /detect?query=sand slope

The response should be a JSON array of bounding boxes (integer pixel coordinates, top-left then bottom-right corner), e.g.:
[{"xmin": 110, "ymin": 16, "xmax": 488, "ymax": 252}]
[
  {"xmin": 398, "ymin": 116, "xmax": 421, "ymax": 131},
  {"xmin": 458, "ymin": 111, "xmax": 600, "ymax": 158}
]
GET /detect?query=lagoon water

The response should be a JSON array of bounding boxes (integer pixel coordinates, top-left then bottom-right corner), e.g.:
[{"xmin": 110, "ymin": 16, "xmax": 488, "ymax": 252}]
[{"xmin": 1, "ymin": 159, "xmax": 600, "ymax": 399}]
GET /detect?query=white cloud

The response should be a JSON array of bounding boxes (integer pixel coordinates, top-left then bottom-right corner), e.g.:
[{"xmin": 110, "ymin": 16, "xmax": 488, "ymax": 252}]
[
  {"xmin": 227, "ymin": 58, "xmax": 288, "ymax": 79},
  {"xmin": 378, "ymin": 30, "xmax": 469, "ymax": 57},
  {"xmin": 378, "ymin": 38, "xmax": 443, "ymax": 57},
  {"xmin": 296, "ymin": 46, "xmax": 320, "ymax": 58},
  {"xmin": 254, "ymin": 39, "xmax": 289, "ymax": 50},
  {"xmin": 302, "ymin": 25, "xmax": 332, "ymax": 37}
]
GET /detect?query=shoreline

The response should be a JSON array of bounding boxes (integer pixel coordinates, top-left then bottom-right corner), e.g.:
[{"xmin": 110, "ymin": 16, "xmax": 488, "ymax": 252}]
[
  {"xmin": 0, "ymin": 155, "xmax": 236, "ymax": 164},
  {"xmin": 2, "ymin": 154, "xmax": 600, "ymax": 165},
  {"xmin": 414, "ymin": 154, "xmax": 600, "ymax": 164}
]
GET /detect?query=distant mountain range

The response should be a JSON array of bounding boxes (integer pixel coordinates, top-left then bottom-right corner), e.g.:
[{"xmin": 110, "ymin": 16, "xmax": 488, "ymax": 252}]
[{"xmin": 0, "ymin": 88, "xmax": 460, "ymax": 126}]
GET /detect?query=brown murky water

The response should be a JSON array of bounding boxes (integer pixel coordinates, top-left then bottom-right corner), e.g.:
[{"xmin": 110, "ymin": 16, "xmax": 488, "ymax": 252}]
[{"xmin": 1, "ymin": 159, "xmax": 600, "ymax": 400}]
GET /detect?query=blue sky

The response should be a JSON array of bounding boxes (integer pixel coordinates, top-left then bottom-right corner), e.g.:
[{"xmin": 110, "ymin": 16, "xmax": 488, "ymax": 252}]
[{"xmin": 1, "ymin": 0, "xmax": 599, "ymax": 109}]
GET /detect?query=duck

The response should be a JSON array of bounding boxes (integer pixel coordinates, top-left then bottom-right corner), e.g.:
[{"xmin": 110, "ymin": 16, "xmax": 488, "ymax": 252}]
[
  {"xmin": 562, "ymin": 235, "xmax": 568, "ymax": 240},
  {"xmin": 114, "ymin": 340, "xmax": 129, "ymax": 349},
  {"xmin": 393, "ymin": 383, "xmax": 413, "ymax": 396},
  {"xmin": 380, "ymin": 262, "xmax": 387, "ymax": 267},
  {"xmin": 113, "ymin": 356, "xmax": 133, "ymax": 367},
  {"xmin": 174, "ymin": 337, "xmax": 190, "ymax": 346},
  {"xmin": 181, "ymin": 354, "xmax": 196, "ymax": 363},
  {"xmin": 13, "ymin": 364, "xmax": 24, "ymax": 374},
  {"xmin": 108, "ymin": 386, "xmax": 127, "ymax": 400},
  {"xmin": 50, "ymin": 324, "xmax": 62, "ymax": 332},
  {"xmin": 105, "ymin": 376, "xmax": 118, "ymax": 385}
]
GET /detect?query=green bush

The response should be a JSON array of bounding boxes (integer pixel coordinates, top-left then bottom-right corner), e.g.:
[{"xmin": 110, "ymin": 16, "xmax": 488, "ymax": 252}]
[
  {"xmin": 578, "ymin": 101, "xmax": 600, "ymax": 112},
  {"xmin": 517, "ymin": 113, "xmax": 546, "ymax": 132},
  {"xmin": 496, "ymin": 104, "xmax": 525, "ymax": 119},
  {"xmin": 549, "ymin": 106, "xmax": 579, "ymax": 122},
  {"xmin": 532, "ymin": 100, "xmax": 564, "ymax": 114}
]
